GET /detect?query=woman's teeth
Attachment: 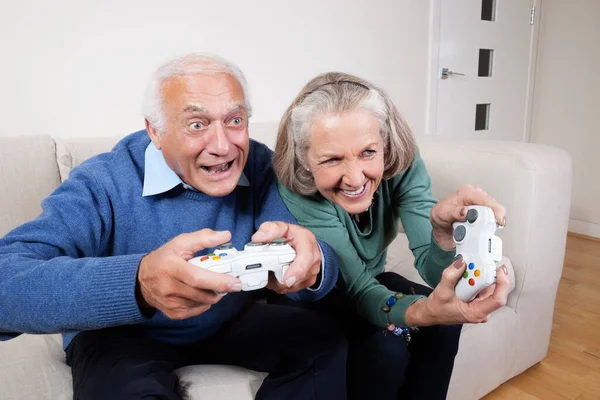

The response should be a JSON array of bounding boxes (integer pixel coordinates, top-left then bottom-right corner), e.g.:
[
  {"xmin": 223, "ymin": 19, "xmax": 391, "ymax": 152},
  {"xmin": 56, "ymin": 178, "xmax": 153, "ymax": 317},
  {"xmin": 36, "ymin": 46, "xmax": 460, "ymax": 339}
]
[{"xmin": 341, "ymin": 184, "xmax": 366, "ymax": 196}]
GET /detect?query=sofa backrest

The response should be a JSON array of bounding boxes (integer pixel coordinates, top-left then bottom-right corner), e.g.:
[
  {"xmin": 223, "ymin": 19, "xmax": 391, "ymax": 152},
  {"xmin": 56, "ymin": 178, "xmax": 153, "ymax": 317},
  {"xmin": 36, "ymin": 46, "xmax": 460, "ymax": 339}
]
[{"xmin": 0, "ymin": 135, "xmax": 62, "ymax": 237}]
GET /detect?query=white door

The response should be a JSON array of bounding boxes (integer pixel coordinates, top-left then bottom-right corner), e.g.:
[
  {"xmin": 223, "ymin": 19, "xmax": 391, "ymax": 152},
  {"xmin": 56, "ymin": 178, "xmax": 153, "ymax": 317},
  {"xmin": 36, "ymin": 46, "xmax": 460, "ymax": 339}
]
[{"xmin": 432, "ymin": 0, "xmax": 539, "ymax": 141}]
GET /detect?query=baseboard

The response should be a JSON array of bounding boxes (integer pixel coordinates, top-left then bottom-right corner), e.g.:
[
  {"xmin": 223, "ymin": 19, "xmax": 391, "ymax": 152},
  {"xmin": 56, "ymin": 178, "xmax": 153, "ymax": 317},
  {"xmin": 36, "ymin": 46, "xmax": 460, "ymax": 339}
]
[{"xmin": 568, "ymin": 219, "xmax": 600, "ymax": 239}]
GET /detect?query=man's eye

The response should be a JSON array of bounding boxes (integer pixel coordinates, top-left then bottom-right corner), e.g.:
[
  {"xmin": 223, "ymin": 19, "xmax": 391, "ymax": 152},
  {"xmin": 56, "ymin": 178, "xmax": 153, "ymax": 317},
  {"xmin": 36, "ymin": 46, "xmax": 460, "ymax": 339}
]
[
  {"xmin": 190, "ymin": 122, "xmax": 204, "ymax": 130},
  {"xmin": 230, "ymin": 117, "xmax": 243, "ymax": 126}
]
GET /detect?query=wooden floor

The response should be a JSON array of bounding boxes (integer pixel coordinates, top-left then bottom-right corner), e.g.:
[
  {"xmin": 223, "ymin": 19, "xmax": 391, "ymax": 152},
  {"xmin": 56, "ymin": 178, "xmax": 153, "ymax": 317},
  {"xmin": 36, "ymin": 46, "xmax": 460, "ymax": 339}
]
[{"xmin": 483, "ymin": 233, "xmax": 600, "ymax": 400}]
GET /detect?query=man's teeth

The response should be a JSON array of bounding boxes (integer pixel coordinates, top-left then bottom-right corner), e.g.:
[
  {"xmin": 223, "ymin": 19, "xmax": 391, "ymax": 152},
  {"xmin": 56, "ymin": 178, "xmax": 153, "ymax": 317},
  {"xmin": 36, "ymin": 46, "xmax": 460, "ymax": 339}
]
[
  {"xmin": 341, "ymin": 185, "xmax": 365, "ymax": 195},
  {"xmin": 204, "ymin": 162, "xmax": 231, "ymax": 174}
]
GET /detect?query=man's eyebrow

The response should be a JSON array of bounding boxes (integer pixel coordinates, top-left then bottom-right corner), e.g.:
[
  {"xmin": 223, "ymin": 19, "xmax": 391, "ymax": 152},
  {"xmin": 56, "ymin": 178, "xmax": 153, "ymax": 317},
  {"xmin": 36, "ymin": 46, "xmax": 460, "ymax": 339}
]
[
  {"xmin": 228, "ymin": 104, "xmax": 246, "ymax": 112},
  {"xmin": 182, "ymin": 105, "xmax": 206, "ymax": 113}
]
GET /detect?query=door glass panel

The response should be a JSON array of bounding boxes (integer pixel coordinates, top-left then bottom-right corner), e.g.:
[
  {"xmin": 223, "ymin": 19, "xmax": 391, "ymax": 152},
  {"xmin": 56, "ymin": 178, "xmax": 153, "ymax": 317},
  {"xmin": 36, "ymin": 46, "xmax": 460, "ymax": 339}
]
[
  {"xmin": 478, "ymin": 49, "xmax": 494, "ymax": 77},
  {"xmin": 475, "ymin": 104, "xmax": 491, "ymax": 131},
  {"xmin": 481, "ymin": 0, "xmax": 496, "ymax": 21}
]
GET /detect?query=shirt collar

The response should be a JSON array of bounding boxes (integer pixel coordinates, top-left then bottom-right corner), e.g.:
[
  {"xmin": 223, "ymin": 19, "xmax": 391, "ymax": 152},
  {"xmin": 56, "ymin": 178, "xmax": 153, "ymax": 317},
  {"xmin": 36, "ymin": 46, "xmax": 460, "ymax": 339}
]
[{"xmin": 142, "ymin": 142, "xmax": 250, "ymax": 197}]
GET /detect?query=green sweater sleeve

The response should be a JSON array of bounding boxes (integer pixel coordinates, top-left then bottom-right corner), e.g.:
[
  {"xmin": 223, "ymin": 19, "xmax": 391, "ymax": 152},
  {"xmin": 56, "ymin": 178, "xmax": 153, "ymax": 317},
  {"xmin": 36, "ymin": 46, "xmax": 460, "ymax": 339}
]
[
  {"xmin": 394, "ymin": 154, "xmax": 456, "ymax": 288},
  {"xmin": 279, "ymin": 184, "xmax": 423, "ymax": 328}
]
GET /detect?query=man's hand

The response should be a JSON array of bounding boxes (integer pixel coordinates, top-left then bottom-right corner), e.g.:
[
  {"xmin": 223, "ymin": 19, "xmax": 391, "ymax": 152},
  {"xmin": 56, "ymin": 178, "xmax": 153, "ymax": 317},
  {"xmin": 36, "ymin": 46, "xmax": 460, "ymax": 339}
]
[
  {"xmin": 405, "ymin": 257, "xmax": 510, "ymax": 326},
  {"xmin": 430, "ymin": 184, "xmax": 507, "ymax": 250},
  {"xmin": 137, "ymin": 229, "xmax": 243, "ymax": 320},
  {"xmin": 252, "ymin": 222, "xmax": 321, "ymax": 294}
]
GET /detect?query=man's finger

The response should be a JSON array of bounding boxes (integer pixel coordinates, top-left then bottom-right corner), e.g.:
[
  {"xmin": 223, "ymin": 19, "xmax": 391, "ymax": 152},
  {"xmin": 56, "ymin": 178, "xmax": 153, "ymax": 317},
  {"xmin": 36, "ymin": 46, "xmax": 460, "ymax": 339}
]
[
  {"xmin": 174, "ymin": 260, "xmax": 242, "ymax": 293},
  {"xmin": 252, "ymin": 221, "xmax": 289, "ymax": 243},
  {"xmin": 171, "ymin": 229, "xmax": 232, "ymax": 260}
]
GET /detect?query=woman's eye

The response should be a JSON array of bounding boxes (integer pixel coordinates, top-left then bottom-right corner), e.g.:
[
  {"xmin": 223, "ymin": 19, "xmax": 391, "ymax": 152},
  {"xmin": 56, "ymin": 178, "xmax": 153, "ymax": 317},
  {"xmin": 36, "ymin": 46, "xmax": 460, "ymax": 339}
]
[
  {"xmin": 320, "ymin": 158, "xmax": 339, "ymax": 165},
  {"xmin": 362, "ymin": 150, "xmax": 376, "ymax": 157}
]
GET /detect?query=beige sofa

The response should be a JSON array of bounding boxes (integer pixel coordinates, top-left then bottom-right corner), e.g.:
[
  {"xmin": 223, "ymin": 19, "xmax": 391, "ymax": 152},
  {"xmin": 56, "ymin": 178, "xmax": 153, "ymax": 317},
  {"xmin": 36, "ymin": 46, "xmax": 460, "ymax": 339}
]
[{"xmin": 0, "ymin": 123, "xmax": 572, "ymax": 400}]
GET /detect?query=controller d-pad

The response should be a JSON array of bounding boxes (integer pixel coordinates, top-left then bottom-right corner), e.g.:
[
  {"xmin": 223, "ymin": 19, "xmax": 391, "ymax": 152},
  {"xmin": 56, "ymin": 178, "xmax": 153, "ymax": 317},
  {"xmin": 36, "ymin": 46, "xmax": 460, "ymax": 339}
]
[
  {"xmin": 453, "ymin": 225, "xmax": 466, "ymax": 242},
  {"xmin": 467, "ymin": 208, "xmax": 479, "ymax": 223}
]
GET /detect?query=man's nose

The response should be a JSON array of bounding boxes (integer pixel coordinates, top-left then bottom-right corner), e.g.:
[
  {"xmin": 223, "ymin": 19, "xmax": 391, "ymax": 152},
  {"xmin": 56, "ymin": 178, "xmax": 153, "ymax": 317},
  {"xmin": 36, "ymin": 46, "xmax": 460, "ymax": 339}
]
[{"xmin": 206, "ymin": 122, "xmax": 230, "ymax": 155}]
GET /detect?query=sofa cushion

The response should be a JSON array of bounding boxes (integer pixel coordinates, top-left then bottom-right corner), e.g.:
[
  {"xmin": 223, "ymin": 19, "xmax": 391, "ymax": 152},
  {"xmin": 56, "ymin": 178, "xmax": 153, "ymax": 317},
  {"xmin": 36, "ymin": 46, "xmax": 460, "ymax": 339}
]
[
  {"xmin": 55, "ymin": 136, "xmax": 123, "ymax": 182},
  {"xmin": 176, "ymin": 365, "xmax": 266, "ymax": 400},
  {"xmin": 0, "ymin": 334, "xmax": 72, "ymax": 400}
]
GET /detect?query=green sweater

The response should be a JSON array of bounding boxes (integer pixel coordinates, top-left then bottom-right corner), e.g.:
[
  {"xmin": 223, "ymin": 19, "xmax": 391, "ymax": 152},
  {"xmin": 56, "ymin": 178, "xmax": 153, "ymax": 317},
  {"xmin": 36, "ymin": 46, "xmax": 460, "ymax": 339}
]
[{"xmin": 278, "ymin": 154, "xmax": 455, "ymax": 328}]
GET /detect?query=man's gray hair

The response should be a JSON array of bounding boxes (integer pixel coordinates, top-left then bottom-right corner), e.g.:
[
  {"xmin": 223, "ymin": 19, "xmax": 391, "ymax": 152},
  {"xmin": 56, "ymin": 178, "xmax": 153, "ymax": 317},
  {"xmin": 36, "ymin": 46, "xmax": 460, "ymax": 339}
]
[{"xmin": 141, "ymin": 53, "xmax": 252, "ymax": 133}]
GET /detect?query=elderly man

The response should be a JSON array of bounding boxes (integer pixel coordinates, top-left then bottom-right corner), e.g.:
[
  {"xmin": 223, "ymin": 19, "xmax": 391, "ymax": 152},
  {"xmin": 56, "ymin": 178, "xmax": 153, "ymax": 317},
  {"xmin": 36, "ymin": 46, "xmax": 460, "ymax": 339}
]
[{"xmin": 0, "ymin": 53, "xmax": 347, "ymax": 400}]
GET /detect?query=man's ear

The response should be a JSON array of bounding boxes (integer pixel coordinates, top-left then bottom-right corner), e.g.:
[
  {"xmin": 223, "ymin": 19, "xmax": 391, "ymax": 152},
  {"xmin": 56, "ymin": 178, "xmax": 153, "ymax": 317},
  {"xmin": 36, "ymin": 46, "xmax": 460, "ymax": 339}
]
[{"xmin": 145, "ymin": 119, "xmax": 162, "ymax": 150}]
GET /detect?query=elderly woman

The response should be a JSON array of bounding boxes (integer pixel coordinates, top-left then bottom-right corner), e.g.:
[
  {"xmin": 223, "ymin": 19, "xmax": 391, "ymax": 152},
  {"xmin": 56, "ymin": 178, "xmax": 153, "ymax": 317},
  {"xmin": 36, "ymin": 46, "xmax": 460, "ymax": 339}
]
[{"xmin": 272, "ymin": 72, "xmax": 510, "ymax": 399}]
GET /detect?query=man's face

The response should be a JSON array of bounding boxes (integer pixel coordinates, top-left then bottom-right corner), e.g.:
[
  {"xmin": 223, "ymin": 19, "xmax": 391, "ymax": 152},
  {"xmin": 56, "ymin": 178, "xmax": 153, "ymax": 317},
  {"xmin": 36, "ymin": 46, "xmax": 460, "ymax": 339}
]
[{"xmin": 147, "ymin": 73, "xmax": 249, "ymax": 197}]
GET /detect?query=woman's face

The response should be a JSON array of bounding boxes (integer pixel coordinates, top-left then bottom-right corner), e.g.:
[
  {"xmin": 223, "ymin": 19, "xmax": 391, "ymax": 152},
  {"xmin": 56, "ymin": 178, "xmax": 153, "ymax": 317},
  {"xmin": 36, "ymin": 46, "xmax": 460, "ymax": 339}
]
[{"xmin": 305, "ymin": 109, "xmax": 385, "ymax": 215}]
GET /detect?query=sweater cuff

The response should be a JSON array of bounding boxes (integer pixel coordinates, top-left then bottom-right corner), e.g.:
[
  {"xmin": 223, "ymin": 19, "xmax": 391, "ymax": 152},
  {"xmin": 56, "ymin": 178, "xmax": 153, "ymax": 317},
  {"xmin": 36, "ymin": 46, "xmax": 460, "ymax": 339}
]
[
  {"xmin": 430, "ymin": 234, "xmax": 457, "ymax": 266},
  {"xmin": 88, "ymin": 254, "xmax": 150, "ymax": 327},
  {"xmin": 286, "ymin": 239, "xmax": 338, "ymax": 302},
  {"xmin": 389, "ymin": 294, "xmax": 427, "ymax": 327}
]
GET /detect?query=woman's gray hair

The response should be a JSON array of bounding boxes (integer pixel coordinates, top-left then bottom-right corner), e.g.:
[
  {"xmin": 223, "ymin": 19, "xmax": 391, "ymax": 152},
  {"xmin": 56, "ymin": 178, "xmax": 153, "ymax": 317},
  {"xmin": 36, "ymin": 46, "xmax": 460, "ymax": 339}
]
[
  {"xmin": 273, "ymin": 72, "xmax": 417, "ymax": 196},
  {"xmin": 141, "ymin": 53, "xmax": 252, "ymax": 133}
]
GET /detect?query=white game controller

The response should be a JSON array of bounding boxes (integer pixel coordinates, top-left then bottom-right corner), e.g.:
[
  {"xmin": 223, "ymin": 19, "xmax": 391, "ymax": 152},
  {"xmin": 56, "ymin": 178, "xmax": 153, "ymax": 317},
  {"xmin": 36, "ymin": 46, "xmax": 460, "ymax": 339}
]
[
  {"xmin": 453, "ymin": 206, "xmax": 503, "ymax": 302},
  {"xmin": 188, "ymin": 238, "xmax": 296, "ymax": 293}
]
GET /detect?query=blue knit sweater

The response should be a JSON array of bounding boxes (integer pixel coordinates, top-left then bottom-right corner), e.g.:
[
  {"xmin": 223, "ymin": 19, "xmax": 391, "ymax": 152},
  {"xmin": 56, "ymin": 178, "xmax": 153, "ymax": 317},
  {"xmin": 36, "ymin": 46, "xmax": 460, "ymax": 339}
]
[{"xmin": 0, "ymin": 130, "xmax": 338, "ymax": 349}]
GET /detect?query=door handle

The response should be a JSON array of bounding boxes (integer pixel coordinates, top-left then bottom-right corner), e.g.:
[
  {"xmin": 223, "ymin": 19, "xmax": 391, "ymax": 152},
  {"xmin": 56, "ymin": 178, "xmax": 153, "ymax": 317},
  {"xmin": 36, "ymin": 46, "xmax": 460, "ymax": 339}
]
[{"xmin": 441, "ymin": 68, "xmax": 466, "ymax": 79}]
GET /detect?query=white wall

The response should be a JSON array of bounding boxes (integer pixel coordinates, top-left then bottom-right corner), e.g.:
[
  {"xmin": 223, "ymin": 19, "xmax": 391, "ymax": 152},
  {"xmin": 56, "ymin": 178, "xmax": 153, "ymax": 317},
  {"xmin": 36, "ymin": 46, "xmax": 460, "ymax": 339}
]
[
  {"xmin": 530, "ymin": 0, "xmax": 600, "ymax": 238},
  {"xmin": 0, "ymin": 0, "xmax": 431, "ymax": 140}
]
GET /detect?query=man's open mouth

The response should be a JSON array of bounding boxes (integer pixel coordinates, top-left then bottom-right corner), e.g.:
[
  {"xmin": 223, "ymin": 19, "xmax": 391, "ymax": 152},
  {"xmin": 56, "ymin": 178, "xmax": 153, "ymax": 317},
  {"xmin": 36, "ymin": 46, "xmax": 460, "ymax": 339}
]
[{"xmin": 201, "ymin": 161, "xmax": 233, "ymax": 174}]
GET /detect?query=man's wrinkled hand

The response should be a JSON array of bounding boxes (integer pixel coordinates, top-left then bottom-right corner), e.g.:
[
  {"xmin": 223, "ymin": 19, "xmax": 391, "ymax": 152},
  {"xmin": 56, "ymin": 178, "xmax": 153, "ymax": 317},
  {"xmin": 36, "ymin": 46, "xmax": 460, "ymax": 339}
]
[
  {"xmin": 252, "ymin": 222, "xmax": 321, "ymax": 294},
  {"xmin": 137, "ymin": 229, "xmax": 242, "ymax": 320}
]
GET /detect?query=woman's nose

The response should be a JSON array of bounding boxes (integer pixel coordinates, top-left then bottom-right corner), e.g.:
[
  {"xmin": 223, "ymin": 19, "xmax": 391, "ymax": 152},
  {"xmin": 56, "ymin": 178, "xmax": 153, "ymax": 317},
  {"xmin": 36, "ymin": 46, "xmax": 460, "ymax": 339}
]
[{"xmin": 342, "ymin": 163, "xmax": 364, "ymax": 188}]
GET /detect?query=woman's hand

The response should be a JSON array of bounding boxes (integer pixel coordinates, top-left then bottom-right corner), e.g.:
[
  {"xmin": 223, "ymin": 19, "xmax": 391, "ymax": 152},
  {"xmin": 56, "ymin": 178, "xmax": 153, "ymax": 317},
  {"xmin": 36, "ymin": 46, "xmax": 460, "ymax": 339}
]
[
  {"xmin": 430, "ymin": 185, "xmax": 506, "ymax": 250},
  {"xmin": 405, "ymin": 257, "xmax": 510, "ymax": 326}
]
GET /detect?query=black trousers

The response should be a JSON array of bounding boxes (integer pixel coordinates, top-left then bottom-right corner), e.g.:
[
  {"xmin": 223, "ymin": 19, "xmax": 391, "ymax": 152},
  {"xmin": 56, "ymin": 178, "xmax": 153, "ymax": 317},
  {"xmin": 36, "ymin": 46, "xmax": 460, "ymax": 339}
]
[
  {"xmin": 267, "ymin": 272, "xmax": 462, "ymax": 400},
  {"xmin": 66, "ymin": 302, "xmax": 348, "ymax": 400}
]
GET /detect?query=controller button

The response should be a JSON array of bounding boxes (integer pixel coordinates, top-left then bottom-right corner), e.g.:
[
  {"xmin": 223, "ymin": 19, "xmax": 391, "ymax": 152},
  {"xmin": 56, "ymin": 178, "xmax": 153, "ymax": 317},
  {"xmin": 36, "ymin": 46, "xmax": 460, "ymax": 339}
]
[
  {"xmin": 467, "ymin": 208, "xmax": 479, "ymax": 223},
  {"xmin": 218, "ymin": 253, "xmax": 227, "ymax": 257},
  {"xmin": 271, "ymin": 238, "xmax": 287, "ymax": 246},
  {"xmin": 453, "ymin": 225, "xmax": 466, "ymax": 242},
  {"xmin": 212, "ymin": 256, "xmax": 221, "ymax": 260},
  {"xmin": 475, "ymin": 269, "xmax": 481, "ymax": 277},
  {"xmin": 246, "ymin": 242, "xmax": 267, "ymax": 247},
  {"xmin": 218, "ymin": 242, "xmax": 233, "ymax": 250},
  {"xmin": 463, "ymin": 271, "xmax": 469, "ymax": 279},
  {"xmin": 200, "ymin": 256, "xmax": 209, "ymax": 262},
  {"xmin": 468, "ymin": 262, "xmax": 475, "ymax": 270},
  {"xmin": 207, "ymin": 253, "xmax": 215, "ymax": 257},
  {"xmin": 469, "ymin": 278, "xmax": 475, "ymax": 286}
]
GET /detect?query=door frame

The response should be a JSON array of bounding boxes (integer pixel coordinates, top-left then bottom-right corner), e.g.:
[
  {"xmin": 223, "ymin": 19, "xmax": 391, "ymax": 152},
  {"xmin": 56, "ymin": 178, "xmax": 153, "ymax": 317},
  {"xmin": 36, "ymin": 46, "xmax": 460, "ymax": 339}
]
[{"xmin": 425, "ymin": 0, "xmax": 543, "ymax": 141}]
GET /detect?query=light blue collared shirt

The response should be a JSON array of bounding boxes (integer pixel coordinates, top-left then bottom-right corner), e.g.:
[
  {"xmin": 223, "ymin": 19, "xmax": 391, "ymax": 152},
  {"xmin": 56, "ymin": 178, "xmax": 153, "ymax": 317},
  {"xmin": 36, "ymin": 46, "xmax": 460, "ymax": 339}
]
[{"xmin": 142, "ymin": 142, "xmax": 250, "ymax": 197}]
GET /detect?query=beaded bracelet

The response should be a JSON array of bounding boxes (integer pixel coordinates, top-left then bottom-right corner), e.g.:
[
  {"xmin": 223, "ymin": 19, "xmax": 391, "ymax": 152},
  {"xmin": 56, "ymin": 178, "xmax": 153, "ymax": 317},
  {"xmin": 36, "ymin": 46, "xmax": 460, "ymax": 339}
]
[{"xmin": 381, "ymin": 292, "xmax": 419, "ymax": 344}]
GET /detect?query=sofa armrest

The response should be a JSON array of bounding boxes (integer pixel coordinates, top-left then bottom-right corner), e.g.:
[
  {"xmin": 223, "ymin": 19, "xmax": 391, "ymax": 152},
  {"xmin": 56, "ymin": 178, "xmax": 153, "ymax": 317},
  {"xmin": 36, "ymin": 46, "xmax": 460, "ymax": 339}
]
[{"xmin": 417, "ymin": 137, "xmax": 572, "ymax": 368}]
